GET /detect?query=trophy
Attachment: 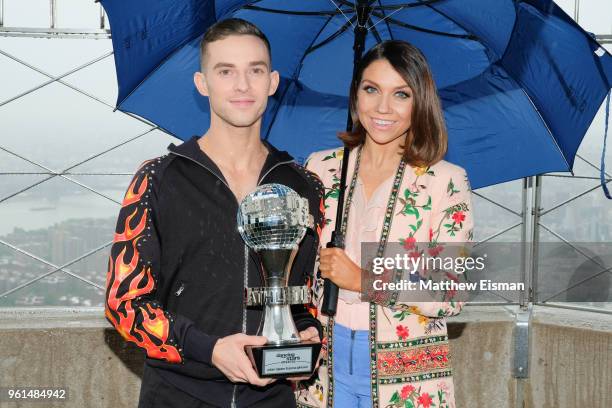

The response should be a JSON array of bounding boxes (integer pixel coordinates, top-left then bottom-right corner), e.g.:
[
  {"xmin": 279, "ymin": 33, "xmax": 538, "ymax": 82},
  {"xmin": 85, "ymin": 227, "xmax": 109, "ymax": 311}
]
[{"xmin": 237, "ymin": 183, "xmax": 322, "ymax": 378}]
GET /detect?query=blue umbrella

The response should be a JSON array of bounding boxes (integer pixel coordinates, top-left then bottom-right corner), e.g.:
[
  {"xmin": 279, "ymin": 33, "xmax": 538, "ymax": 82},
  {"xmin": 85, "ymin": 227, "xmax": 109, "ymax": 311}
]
[{"xmin": 99, "ymin": 0, "xmax": 611, "ymax": 190}]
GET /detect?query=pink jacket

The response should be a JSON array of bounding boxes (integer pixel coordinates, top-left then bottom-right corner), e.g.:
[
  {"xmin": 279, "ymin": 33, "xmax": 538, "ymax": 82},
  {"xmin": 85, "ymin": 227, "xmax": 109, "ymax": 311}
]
[{"xmin": 296, "ymin": 147, "xmax": 474, "ymax": 408}]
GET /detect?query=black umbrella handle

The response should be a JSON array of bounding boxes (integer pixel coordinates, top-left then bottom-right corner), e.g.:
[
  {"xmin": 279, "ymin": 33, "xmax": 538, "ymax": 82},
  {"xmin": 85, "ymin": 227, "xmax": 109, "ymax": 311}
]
[
  {"xmin": 321, "ymin": 231, "xmax": 344, "ymax": 316},
  {"xmin": 320, "ymin": 144, "xmax": 349, "ymax": 317},
  {"xmin": 321, "ymin": 0, "xmax": 371, "ymax": 317}
]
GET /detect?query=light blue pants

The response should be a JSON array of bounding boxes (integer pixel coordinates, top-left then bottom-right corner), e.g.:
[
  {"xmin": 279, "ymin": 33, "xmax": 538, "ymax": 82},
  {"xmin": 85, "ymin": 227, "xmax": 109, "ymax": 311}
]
[{"xmin": 332, "ymin": 323, "xmax": 372, "ymax": 408}]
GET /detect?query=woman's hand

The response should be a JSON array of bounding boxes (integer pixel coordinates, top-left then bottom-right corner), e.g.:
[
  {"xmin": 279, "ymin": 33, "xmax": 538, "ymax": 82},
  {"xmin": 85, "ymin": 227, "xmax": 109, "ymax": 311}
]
[{"xmin": 319, "ymin": 248, "xmax": 362, "ymax": 292}]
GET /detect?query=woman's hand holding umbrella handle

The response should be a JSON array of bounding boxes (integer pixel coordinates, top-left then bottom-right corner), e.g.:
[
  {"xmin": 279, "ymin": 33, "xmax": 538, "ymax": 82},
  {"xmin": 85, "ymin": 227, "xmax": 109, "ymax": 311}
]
[
  {"xmin": 321, "ymin": 236, "xmax": 340, "ymax": 316},
  {"xmin": 319, "ymin": 248, "xmax": 362, "ymax": 292}
]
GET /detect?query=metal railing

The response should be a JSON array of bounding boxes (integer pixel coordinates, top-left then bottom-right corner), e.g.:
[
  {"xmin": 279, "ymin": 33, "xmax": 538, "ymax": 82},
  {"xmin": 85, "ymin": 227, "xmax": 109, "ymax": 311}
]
[{"xmin": 0, "ymin": 0, "xmax": 110, "ymax": 38}]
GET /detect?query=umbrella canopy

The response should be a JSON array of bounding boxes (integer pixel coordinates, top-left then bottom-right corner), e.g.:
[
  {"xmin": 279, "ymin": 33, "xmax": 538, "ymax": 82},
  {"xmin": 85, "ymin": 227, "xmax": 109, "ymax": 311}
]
[{"xmin": 100, "ymin": 0, "xmax": 612, "ymax": 189}]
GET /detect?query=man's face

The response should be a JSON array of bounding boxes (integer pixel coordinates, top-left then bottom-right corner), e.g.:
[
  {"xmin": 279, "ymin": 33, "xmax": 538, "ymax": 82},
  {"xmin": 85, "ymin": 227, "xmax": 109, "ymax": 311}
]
[{"xmin": 194, "ymin": 35, "xmax": 279, "ymax": 129}]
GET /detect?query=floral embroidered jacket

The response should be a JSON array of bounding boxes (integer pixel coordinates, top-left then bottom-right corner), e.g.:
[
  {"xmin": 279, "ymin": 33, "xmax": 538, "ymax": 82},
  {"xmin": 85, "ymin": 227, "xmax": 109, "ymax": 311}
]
[{"xmin": 296, "ymin": 147, "xmax": 474, "ymax": 408}]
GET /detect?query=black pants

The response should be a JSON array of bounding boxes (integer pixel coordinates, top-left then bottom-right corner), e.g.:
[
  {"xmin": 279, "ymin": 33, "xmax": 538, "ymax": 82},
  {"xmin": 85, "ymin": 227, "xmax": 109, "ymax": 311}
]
[{"xmin": 137, "ymin": 366, "xmax": 297, "ymax": 408}]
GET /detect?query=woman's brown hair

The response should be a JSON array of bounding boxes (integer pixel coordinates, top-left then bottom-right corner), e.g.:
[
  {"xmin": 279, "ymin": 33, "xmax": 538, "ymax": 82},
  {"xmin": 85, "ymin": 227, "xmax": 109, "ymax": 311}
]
[{"xmin": 339, "ymin": 40, "xmax": 447, "ymax": 167}]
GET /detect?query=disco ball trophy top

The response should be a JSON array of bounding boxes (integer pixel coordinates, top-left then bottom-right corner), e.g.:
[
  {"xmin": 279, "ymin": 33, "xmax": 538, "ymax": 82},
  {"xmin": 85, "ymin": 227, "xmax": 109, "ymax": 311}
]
[{"xmin": 237, "ymin": 183, "xmax": 321, "ymax": 378}]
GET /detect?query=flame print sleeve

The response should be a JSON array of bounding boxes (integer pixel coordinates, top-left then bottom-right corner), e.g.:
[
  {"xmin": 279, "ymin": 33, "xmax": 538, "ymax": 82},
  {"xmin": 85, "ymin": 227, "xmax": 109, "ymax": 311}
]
[{"xmin": 105, "ymin": 164, "xmax": 185, "ymax": 363}]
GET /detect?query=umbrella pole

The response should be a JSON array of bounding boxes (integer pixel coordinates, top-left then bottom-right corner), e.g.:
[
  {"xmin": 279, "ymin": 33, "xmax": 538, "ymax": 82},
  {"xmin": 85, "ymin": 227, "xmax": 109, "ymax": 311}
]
[{"xmin": 321, "ymin": 0, "xmax": 372, "ymax": 316}]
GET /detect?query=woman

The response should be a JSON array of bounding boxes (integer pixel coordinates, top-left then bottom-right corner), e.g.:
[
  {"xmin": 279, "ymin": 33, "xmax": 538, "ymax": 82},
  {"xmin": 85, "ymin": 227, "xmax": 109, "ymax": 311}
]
[{"xmin": 297, "ymin": 41, "xmax": 473, "ymax": 408}]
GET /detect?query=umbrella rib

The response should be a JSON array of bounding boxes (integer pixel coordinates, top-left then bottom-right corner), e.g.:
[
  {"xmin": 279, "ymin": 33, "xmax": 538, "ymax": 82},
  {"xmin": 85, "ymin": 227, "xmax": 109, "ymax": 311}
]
[
  {"xmin": 242, "ymin": 5, "xmax": 344, "ymax": 16},
  {"xmin": 367, "ymin": 18, "xmax": 383, "ymax": 44},
  {"xmin": 517, "ymin": 87, "xmax": 572, "ymax": 172},
  {"xmin": 372, "ymin": 0, "xmax": 445, "ymax": 10},
  {"xmin": 263, "ymin": 13, "xmax": 339, "ymax": 141},
  {"xmin": 334, "ymin": 0, "xmax": 358, "ymax": 8},
  {"xmin": 327, "ymin": 0, "xmax": 356, "ymax": 29},
  {"xmin": 421, "ymin": 3, "xmax": 497, "ymax": 58},
  {"xmin": 336, "ymin": 0, "xmax": 481, "ymax": 42},
  {"xmin": 304, "ymin": 16, "xmax": 357, "ymax": 56},
  {"xmin": 423, "ymin": 3, "xmax": 483, "ymax": 39},
  {"xmin": 371, "ymin": 11, "xmax": 477, "ymax": 40},
  {"xmin": 375, "ymin": 0, "xmax": 395, "ymax": 40},
  {"xmin": 368, "ymin": 1, "xmax": 411, "ymax": 32}
]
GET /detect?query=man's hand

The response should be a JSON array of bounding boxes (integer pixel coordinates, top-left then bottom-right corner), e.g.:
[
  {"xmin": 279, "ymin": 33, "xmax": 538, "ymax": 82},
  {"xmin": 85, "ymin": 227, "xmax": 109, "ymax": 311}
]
[
  {"xmin": 319, "ymin": 247, "xmax": 362, "ymax": 291},
  {"xmin": 287, "ymin": 327, "xmax": 322, "ymax": 382},
  {"xmin": 211, "ymin": 333, "xmax": 276, "ymax": 387}
]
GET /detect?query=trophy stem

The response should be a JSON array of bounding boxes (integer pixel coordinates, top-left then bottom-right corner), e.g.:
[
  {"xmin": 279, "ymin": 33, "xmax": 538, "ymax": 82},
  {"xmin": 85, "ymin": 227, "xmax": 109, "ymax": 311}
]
[
  {"xmin": 273, "ymin": 306, "xmax": 284, "ymax": 340},
  {"xmin": 262, "ymin": 304, "xmax": 300, "ymax": 344},
  {"xmin": 259, "ymin": 249, "xmax": 296, "ymax": 287}
]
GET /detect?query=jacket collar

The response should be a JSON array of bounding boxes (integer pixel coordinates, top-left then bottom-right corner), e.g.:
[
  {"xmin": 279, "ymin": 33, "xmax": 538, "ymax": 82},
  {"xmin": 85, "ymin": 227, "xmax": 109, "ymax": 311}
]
[{"xmin": 167, "ymin": 136, "xmax": 294, "ymax": 183}]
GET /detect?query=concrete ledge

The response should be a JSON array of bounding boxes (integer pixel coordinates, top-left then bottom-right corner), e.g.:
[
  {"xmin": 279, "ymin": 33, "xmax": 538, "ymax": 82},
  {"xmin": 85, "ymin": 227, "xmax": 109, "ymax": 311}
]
[
  {"xmin": 0, "ymin": 307, "xmax": 108, "ymax": 329},
  {"xmin": 531, "ymin": 306, "xmax": 612, "ymax": 332},
  {"xmin": 448, "ymin": 305, "xmax": 517, "ymax": 408},
  {"xmin": 528, "ymin": 308, "xmax": 612, "ymax": 408},
  {"xmin": 0, "ymin": 306, "xmax": 610, "ymax": 408},
  {"xmin": 0, "ymin": 308, "xmax": 143, "ymax": 408}
]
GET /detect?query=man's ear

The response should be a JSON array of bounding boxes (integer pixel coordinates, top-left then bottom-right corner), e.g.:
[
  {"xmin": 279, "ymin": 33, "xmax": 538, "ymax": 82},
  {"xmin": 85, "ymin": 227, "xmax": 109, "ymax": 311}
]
[
  {"xmin": 268, "ymin": 70, "xmax": 280, "ymax": 96},
  {"xmin": 194, "ymin": 71, "xmax": 209, "ymax": 97}
]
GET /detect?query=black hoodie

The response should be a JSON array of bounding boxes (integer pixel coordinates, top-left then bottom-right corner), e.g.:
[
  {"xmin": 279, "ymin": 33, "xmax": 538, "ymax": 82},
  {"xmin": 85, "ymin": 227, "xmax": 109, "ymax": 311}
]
[{"xmin": 105, "ymin": 136, "xmax": 324, "ymax": 407}]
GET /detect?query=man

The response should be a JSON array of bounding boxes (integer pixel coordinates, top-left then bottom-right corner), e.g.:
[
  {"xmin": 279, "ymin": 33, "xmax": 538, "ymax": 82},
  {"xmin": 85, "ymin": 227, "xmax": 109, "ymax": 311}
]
[{"xmin": 105, "ymin": 18, "xmax": 323, "ymax": 408}]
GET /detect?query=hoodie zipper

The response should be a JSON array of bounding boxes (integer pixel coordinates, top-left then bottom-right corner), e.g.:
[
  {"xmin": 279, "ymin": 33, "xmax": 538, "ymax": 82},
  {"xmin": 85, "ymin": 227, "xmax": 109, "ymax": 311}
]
[
  {"xmin": 258, "ymin": 160, "xmax": 293, "ymax": 185},
  {"xmin": 169, "ymin": 151, "xmax": 233, "ymax": 191},
  {"xmin": 230, "ymin": 244, "xmax": 250, "ymax": 408},
  {"xmin": 170, "ymin": 150, "xmax": 293, "ymax": 408}
]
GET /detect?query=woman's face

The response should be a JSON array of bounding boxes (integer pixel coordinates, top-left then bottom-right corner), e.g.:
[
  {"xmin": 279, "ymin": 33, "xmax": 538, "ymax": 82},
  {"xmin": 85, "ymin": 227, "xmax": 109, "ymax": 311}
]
[{"xmin": 356, "ymin": 58, "xmax": 414, "ymax": 146}]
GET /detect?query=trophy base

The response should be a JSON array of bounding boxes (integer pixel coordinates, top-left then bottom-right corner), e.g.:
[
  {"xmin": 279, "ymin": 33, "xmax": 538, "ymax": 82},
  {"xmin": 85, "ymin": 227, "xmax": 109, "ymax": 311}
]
[{"xmin": 245, "ymin": 340, "xmax": 322, "ymax": 378}]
